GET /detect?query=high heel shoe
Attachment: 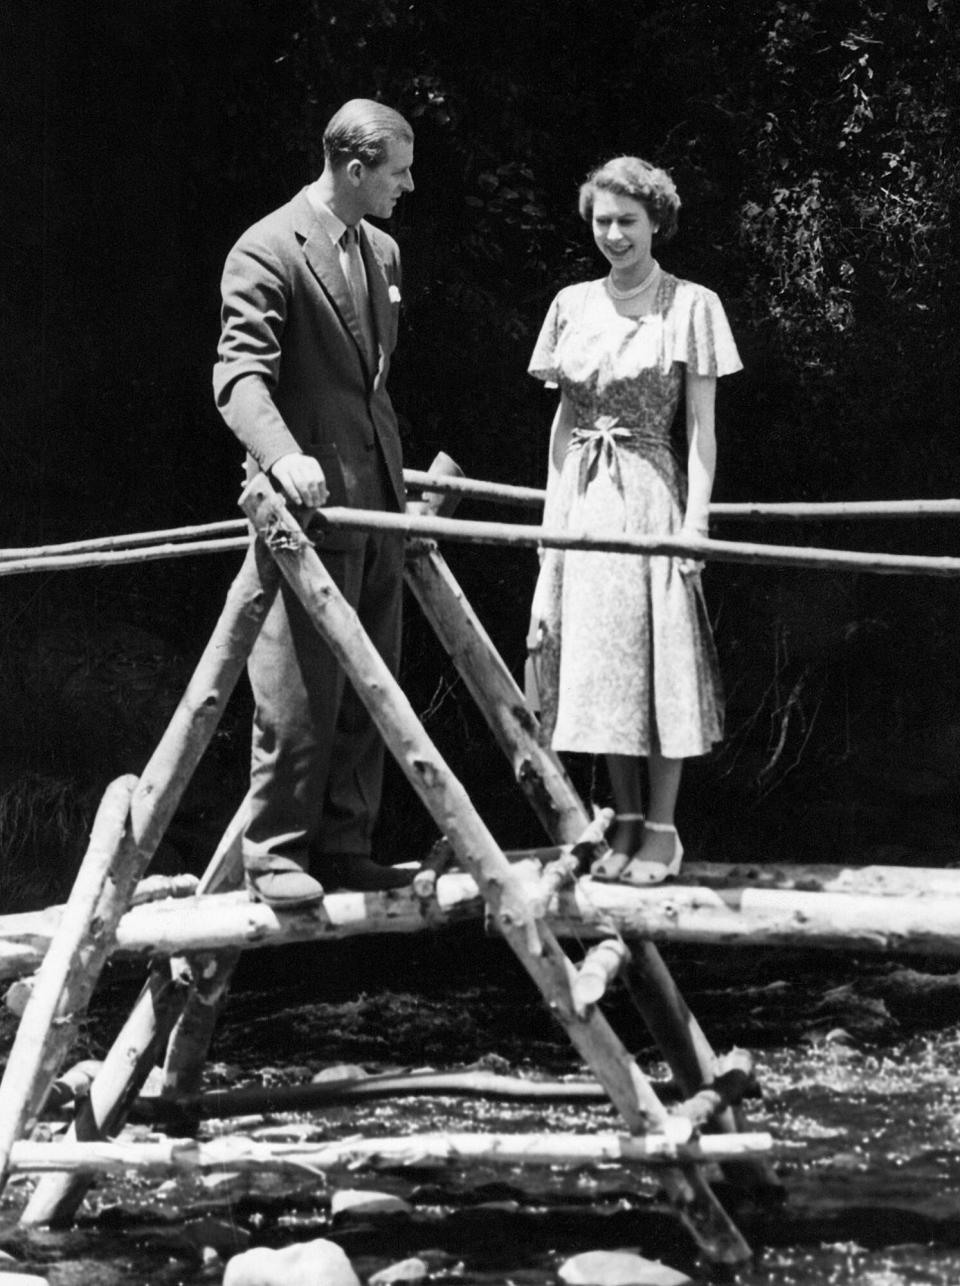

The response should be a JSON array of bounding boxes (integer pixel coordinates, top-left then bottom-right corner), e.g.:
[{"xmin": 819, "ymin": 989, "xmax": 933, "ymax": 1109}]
[
  {"xmin": 590, "ymin": 813, "xmax": 644, "ymax": 882},
  {"xmin": 619, "ymin": 821, "xmax": 684, "ymax": 887}
]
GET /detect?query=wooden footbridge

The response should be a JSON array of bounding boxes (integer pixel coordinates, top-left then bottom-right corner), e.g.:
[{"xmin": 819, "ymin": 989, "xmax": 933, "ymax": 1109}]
[{"xmin": 1, "ymin": 461, "xmax": 959, "ymax": 1268}]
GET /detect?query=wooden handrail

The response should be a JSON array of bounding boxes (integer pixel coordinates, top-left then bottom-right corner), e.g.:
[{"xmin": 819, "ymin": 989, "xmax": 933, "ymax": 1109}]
[
  {"xmin": 405, "ymin": 469, "xmax": 960, "ymax": 521},
  {"xmin": 2, "ymin": 473, "xmax": 959, "ymax": 567},
  {"xmin": 2, "ymin": 508, "xmax": 960, "ymax": 578}
]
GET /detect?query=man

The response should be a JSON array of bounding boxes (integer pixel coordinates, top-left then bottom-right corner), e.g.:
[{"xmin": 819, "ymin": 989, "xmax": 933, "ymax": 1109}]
[{"xmin": 213, "ymin": 99, "xmax": 416, "ymax": 907}]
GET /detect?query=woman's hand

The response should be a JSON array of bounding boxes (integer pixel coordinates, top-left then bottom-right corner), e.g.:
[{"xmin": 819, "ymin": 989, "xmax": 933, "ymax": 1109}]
[
  {"xmin": 677, "ymin": 520, "xmax": 709, "ymax": 578},
  {"xmin": 681, "ymin": 370, "xmax": 716, "ymax": 580}
]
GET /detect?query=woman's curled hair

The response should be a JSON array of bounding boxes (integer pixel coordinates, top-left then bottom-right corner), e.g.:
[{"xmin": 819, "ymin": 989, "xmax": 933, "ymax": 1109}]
[{"xmin": 578, "ymin": 156, "xmax": 680, "ymax": 242}]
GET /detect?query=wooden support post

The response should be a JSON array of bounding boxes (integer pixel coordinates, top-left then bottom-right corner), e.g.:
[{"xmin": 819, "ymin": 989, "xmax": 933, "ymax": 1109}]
[
  {"xmin": 20, "ymin": 965, "xmax": 186, "ymax": 1226},
  {"xmin": 44, "ymin": 1061, "xmax": 103, "ymax": 1114},
  {"xmin": 572, "ymin": 938, "xmax": 631, "ymax": 1016},
  {"xmin": 403, "ymin": 487, "xmax": 777, "ymax": 1198},
  {"xmin": 21, "ymin": 805, "xmax": 249, "ymax": 1227},
  {"xmin": 623, "ymin": 940, "xmax": 747, "ymax": 1128},
  {"xmin": 0, "ymin": 777, "xmax": 138, "ymax": 1189},
  {"xmin": 19, "ymin": 549, "xmax": 277, "ymax": 1227},
  {"xmin": 411, "ymin": 838, "xmax": 458, "ymax": 899},
  {"xmin": 157, "ymin": 796, "xmax": 248, "ymax": 1105},
  {"xmin": 404, "ymin": 537, "xmax": 587, "ymax": 844},
  {"xmin": 21, "ymin": 802, "xmax": 250, "ymax": 1228},
  {"xmin": 538, "ymin": 850, "xmax": 580, "ymax": 902},
  {"xmin": 241, "ymin": 475, "xmax": 750, "ymax": 1265},
  {"xmin": 126, "ymin": 543, "xmax": 276, "ymax": 858},
  {"xmin": 672, "ymin": 1051, "xmax": 757, "ymax": 1131},
  {"xmin": 158, "ymin": 952, "xmax": 239, "ymax": 1109},
  {"xmin": 408, "ymin": 451, "xmax": 464, "ymax": 518}
]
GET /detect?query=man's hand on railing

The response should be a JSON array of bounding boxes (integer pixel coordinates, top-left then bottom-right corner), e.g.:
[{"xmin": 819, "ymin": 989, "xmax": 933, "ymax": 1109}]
[{"xmin": 269, "ymin": 452, "xmax": 329, "ymax": 511}]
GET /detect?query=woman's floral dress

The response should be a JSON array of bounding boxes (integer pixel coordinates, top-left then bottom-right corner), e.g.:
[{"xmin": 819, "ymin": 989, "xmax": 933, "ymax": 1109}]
[{"xmin": 527, "ymin": 271, "xmax": 742, "ymax": 758}]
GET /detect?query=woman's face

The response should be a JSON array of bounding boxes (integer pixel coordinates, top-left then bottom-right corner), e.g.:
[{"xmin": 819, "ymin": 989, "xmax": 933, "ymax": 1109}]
[{"xmin": 591, "ymin": 190, "xmax": 657, "ymax": 278}]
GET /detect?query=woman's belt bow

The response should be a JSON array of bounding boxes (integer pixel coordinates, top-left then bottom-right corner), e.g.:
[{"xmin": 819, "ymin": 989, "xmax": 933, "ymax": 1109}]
[{"xmin": 570, "ymin": 415, "xmax": 645, "ymax": 498}]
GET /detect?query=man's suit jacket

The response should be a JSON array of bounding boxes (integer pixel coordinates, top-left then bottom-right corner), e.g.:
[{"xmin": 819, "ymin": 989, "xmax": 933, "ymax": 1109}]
[{"xmin": 213, "ymin": 188, "xmax": 405, "ymax": 527}]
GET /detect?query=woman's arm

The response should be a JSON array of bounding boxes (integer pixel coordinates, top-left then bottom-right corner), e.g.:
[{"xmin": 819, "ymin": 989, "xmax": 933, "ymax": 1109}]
[
  {"xmin": 682, "ymin": 371, "xmax": 718, "ymax": 536},
  {"xmin": 544, "ymin": 393, "xmax": 575, "ymax": 526}
]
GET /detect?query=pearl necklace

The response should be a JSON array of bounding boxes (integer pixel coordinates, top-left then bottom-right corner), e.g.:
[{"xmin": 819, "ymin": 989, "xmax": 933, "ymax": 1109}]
[{"xmin": 605, "ymin": 262, "xmax": 659, "ymax": 300}]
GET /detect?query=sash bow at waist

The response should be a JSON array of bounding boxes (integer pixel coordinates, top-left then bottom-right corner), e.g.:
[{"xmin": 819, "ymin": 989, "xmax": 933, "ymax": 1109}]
[{"xmin": 569, "ymin": 416, "xmax": 667, "ymax": 500}]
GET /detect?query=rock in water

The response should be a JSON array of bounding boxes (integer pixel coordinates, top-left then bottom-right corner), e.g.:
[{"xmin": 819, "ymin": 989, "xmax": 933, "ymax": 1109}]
[
  {"xmin": 368, "ymin": 1257, "xmax": 429, "ymax": 1284},
  {"xmin": 311, "ymin": 1063, "xmax": 368, "ymax": 1082},
  {"xmin": 558, "ymin": 1250, "xmax": 693, "ymax": 1286},
  {"xmin": 222, "ymin": 1239, "xmax": 360, "ymax": 1286},
  {"xmin": 331, "ymin": 1188, "xmax": 411, "ymax": 1217}
]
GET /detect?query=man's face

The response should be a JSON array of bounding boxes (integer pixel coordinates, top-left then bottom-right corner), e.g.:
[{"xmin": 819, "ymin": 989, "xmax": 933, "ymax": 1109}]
[{"xmin": 355, "ymin": 137, "xmax": 415, "ymax": 219}]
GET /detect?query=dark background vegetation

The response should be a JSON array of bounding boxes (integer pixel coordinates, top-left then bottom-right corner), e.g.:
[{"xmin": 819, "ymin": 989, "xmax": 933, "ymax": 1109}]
[{"xmin": 2, "ymin": 0, "xmax": 960, "ymax": 909}]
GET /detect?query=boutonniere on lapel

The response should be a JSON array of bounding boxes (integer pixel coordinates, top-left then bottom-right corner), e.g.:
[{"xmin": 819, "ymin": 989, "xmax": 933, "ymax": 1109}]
[{"xmin": 388, "ymin": 284, "xmax": 402, "ymax": 304}]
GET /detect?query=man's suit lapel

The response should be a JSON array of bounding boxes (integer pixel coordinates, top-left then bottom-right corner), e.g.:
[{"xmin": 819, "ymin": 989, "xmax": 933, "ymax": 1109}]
[
  {"xmin": 295, "ymin": 196, "xmax": 373, "ymax": 380},
  {"xmin": 359, "ymin": 224, "xmax": 393, "ymax": 387}
]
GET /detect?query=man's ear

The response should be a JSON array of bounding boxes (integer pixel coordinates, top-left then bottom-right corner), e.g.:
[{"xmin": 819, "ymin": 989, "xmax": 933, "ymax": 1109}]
[{"xmin": 345, "ymin": 158, "xmax": 365, "ymax": 186}]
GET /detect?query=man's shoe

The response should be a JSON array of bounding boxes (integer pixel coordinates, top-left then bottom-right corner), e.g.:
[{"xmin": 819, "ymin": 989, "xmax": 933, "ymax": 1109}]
[
  {"xmin": 245, "ymin": 866, "xmax": 325, "ymax": 909},
  {"xmin": 317, "ymin": 853, "xmax": 414, "ymax": 893}
]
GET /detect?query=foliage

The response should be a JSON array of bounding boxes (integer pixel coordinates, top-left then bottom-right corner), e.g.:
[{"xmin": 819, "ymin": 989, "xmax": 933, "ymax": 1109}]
[
  {"xmin": 735, "ymin": 2, "xmax": 960, "ymax": 369},
  {"xmin": 4, "ymin": 0, "xmax": 960, "ymax": 885},
  {"xmin": 0, "ymin": 773, "xmax": 90, "ymax": 911}
]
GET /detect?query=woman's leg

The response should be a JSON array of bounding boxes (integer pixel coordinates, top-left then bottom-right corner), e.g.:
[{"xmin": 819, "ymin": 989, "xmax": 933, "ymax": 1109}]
[
  {"xmin": 621, "ymin": 752, "xmax": 684, "ymax": 881},
  {"xmin": 607, "ymin": 753, "xmax": 645, "ymax": 852},
  {"xmin": 646, "ymin": 750, "xmax": 682, "ymax": 827},
  {"xmin": 591, "ymin": 753, "xmax": 644, "ymax": 879}
]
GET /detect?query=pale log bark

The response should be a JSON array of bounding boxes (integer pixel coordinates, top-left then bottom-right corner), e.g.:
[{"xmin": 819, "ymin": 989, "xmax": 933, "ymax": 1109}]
[
  {"xmin": 0, "ymin": 777, "xmax": 137, "ymax": 1188},
  {"xmin": 9, "ymin": 866, "xmax": 960, "ymax": 978},
  {"xmin": 242, "ymin": 476, "xmax": 750, "ymax": 1265},
  {"xmin": 0, "ymin": 537, "xmax": 246, "ymax": 576},
  {"xmin": 19, "ymin": 965, "xmax": 186, "ymax": 1226},
  {"xmin": 403, "ymin": 538, "xmax": 775, "ymax": 1198},
  {"xmin": 20, "ymin": 552, "xmax": 276, "ymax": 1227},
  {"xmin": 404, "ymin": 543, "xmax": 588, "ymax": 841},
  {"xmin": 317, "ymin": 506, "xmax": 960, "ymax": 578},
  {"xmin": 4, "ymin": 483, "xmax": 959, "ymax": 571},
  {"xmin": 6, "ymin": 1129, "xmax": 778, "ymax": 1176},
  {"xmin": 5, "ymin": 510, "xmax": 960, "ymax": 580},
  {"xmin": 403, "ymin": 472, "xmax": 960, "ymax": 521},
  {"xmin": 672, "ymin": 1051, "xmax": 756, "ymax": 1131},
  {"xmin": 572, "ymin": 939, "xmax": 631, "ymax": 1016}
]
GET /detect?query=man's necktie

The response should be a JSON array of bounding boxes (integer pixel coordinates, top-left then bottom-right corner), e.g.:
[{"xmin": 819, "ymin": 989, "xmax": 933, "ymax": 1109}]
[{"xmin": 341, "ymin": 226, "xmax": 376, "ymax": 371}]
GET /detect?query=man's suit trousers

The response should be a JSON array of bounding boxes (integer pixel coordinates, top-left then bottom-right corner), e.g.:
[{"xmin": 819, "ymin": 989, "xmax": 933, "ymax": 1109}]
[{"xmin": 242, "ymin": 515, "xmax": 403, "ymax": 875}]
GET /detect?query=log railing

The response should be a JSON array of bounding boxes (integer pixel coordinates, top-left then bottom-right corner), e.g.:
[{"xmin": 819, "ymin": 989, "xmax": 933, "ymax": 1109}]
[
  {"xmin": 3, "ymin": 508, "xmax": 960, "ymax": 580},
  {"xmin": 0, "ymin": 469, "xmax": 759, "ymax": 1263},
  {"xmin": 3, "ymin": 469, "xmax": 960, "ymax": 577},
  {"xmin": 7, "ymin": 459, "xmax": 954, "ymax": 1252}
]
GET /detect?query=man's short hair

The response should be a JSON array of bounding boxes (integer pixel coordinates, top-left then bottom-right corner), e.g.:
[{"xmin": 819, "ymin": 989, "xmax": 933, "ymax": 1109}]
[{"xmin": 323, "ymin": 99, "xmax": 413, "ymax": 170}]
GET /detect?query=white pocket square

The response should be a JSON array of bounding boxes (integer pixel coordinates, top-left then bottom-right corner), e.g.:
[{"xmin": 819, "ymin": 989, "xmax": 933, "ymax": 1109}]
[{"xmin": 388, "ymin": 284, "xmax": 402, "ymax": 304}]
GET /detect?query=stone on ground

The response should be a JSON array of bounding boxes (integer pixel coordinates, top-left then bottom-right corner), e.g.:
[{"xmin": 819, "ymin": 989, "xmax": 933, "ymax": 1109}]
[
  {"xmin": 558, "ymin": 1250, "xmax": 693, "ymax": 1286},
  {"xmin": 330, "ymin": 1188, "xmax": 411, "ymax": 1216},
  {"xmin": 368, "ymin": 1256, "xmax": 429, "ymax": 1284},
  {"xmin": 222, "ymin": 1238, "xmax": 360, "ymax": 1286}
]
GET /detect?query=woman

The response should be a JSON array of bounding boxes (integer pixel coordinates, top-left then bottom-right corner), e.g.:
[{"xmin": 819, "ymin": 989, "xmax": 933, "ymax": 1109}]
[{"xmin": 527, "ymin": 156, "xmax": 741, "ymax": 885}]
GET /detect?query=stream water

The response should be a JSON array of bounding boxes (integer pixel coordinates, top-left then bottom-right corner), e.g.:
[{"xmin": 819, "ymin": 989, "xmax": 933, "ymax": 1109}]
[{"xmin": 1, "ymin": 932, "xmax": 959, "ymax": 1285}]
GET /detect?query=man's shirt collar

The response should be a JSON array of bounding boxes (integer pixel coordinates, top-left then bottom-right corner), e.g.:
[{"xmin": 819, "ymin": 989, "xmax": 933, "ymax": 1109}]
[{"xmin": 305, "ymin": 182, "xmax": 354, "ymax": 246}]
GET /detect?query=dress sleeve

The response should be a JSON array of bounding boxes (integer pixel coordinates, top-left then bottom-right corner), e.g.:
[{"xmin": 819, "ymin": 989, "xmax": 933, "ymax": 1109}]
[
  {"xmin": 672, "ymin": 284, "xmax": 743, "ymax": 377},
  {"xmin": 527, "ymin": 292, "xmax": 564, "ymax": 385}
]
